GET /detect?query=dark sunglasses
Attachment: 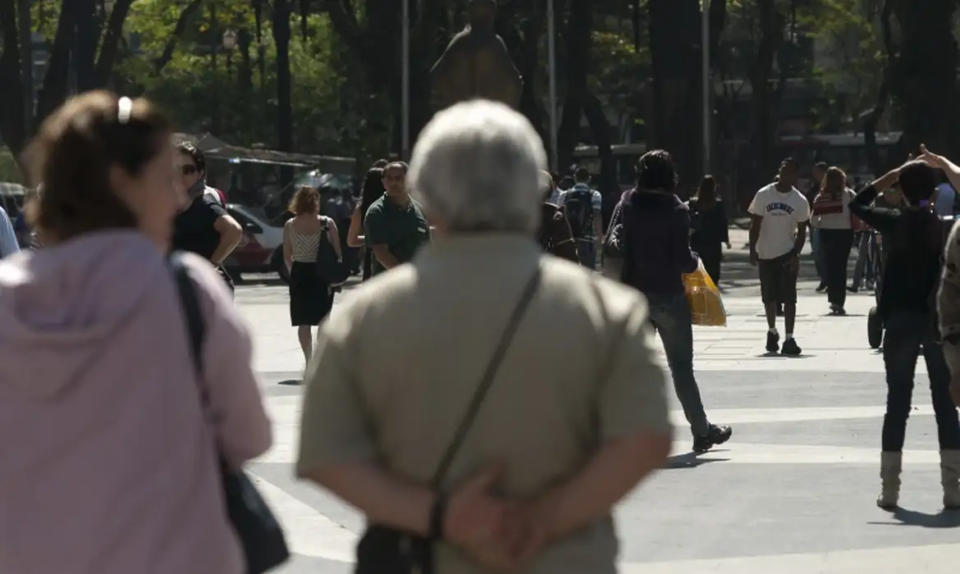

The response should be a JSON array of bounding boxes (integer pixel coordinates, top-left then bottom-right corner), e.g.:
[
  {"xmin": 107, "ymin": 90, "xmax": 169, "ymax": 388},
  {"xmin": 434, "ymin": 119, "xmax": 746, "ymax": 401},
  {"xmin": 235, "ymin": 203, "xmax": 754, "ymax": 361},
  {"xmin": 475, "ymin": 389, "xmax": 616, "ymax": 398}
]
[{"xmin": 180, "ymin": 165, "xmax": 198, "ymax": 176}]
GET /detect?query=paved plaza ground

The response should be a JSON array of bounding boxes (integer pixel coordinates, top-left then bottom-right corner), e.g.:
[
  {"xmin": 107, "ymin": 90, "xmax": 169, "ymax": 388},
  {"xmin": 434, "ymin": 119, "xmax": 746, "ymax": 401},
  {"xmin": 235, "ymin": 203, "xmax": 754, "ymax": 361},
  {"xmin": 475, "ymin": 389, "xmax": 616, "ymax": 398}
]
[{"xmin": 237, "ymin": 242, "xmax": 960, "ymax": 573}]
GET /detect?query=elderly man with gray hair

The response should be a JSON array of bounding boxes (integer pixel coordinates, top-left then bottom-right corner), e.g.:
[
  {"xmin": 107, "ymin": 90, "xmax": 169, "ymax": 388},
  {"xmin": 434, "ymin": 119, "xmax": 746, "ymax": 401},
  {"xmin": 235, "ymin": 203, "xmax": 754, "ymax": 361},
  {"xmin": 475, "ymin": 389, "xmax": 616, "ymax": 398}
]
[{"xmin": 296, "ymin": 99, "xmax": 672, "ymax": 573}]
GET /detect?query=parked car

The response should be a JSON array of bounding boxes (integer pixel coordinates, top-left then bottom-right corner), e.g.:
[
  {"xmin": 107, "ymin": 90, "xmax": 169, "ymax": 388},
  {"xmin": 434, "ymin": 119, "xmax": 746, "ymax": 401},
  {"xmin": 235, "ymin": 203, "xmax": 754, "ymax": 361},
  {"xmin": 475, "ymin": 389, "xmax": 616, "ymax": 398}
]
[{"xmin": 223, "ymin": 203, "xmax": 289, "ymax": 283}]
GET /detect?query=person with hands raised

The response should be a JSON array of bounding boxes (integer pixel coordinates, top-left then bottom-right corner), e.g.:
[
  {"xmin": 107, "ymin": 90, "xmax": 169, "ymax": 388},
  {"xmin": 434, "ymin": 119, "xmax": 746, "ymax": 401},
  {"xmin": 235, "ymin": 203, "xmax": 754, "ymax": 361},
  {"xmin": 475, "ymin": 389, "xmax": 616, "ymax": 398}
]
[{"xmin": 850, "ymin": 153, "xmax": 960, "ymax": 511}]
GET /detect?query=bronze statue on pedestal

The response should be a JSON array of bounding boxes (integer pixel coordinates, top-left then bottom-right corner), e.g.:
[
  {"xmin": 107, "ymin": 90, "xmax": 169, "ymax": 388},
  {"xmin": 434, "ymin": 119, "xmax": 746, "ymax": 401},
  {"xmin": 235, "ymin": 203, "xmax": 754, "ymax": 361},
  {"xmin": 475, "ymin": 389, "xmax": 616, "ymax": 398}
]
[{"xmin": 430, "ymin": 0, "xmax": 523, "ymax": 110}]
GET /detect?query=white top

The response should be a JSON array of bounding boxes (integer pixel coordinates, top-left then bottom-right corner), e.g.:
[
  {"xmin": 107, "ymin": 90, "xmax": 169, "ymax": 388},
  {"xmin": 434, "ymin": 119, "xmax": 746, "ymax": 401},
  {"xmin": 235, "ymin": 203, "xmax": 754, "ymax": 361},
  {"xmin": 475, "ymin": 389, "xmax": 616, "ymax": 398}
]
[
  {"xmin": 748, "ymin": 184, "xmax": 811, "ymax": 260},
  {"xmin": 811, "ymin": 188, "xmax": 856, "ymax": 230}
]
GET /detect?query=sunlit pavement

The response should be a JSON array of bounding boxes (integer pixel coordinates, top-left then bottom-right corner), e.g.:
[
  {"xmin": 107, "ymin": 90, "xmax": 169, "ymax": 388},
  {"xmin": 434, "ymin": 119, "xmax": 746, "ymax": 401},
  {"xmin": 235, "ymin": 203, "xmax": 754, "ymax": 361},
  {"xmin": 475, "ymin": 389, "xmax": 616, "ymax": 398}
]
[{"xmin": 239, "ymin": 248, "xmax": 959, "ymax": 573}]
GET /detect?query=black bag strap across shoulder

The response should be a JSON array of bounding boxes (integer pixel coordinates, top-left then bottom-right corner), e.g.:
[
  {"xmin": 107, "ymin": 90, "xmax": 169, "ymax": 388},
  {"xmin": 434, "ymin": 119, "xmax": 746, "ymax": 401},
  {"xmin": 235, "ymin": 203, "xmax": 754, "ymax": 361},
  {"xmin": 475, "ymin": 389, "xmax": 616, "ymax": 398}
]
[
  {"xmin": 170, "ymin": 252, "xmax": 206, "ymax": 375},
  {"xmin": 430, "ymin": 265, "xmax": 542, "ymax": 489},
  {"xmin": 168, "ymin": 251, "xmax": 291, "ymax": 574}
]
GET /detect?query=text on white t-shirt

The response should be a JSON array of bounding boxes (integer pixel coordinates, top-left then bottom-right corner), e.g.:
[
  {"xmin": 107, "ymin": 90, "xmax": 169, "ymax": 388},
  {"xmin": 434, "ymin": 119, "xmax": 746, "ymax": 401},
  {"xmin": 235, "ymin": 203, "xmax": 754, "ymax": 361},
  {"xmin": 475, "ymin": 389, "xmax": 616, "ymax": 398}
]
[{"xmin": 748, "ymin": 184, "xmax": 811, "ymax": 260}]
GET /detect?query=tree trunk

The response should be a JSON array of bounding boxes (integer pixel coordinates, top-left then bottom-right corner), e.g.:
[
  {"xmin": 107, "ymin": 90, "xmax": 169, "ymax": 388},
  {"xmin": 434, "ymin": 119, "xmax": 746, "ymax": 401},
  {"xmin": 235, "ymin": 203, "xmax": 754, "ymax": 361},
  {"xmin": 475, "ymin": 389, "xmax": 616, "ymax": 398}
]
[
  {"xmin": 890, "ymin": 0, "xmax": 958, "ymax": 158},
  {"xmin": 0, "ymin": 0, "xmax": 27, "ymax": 160},
  {"xmin": 17, "ymin": 0, "xmax": 33, "ymax": 135},
  {"xmin": 865, "ymin": 0, "xmax": 894, "ymax": 176},
  {"xmin": 35, "ymin": 1, "xmax": 79, "ymax": 133},
  {"xmin": 153, "ymin": 0, "xmax": 205, "ymax": 74},
  {"xmin": 742, "ymin": 0, "xmax": 784, "ymax": 198},
  {"xmin": 74, "ymin": 0, "xmax": 99, "ymax": 92},
  {"xmin": 556, "ymin": 0, "xmax": 592, "ymax": 172},
  {"xmin": 93, "ymin": 0, "xmax": 133, "ymax": 88},
  {"xmin": 496, "ymin": 0, "xmax": 547, "ymax": 144},
  {"xmin": 272, "ymin": 0, "xmax": 294, "ymax": 183},
  {"xmin": 647, "ymin": 0, "xmax": 700, "ymax": 186},
  {"xmin": 323, "ymin": 0, "xmax": 402, "ymax": 152},
  {"xmin": 583, "ymin": 92, "xmax": 617, "ymax": 220},
  {"xmin": 238, "ymin": 28, "xmax": 254, "ymax": 92}
]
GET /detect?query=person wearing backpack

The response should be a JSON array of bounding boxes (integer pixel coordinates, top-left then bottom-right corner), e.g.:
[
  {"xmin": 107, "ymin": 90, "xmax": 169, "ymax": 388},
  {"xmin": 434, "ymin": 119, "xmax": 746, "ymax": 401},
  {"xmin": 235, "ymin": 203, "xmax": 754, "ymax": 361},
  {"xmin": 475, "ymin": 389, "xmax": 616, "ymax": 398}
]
[
  {"xmin": 537, "ymin": 171, "xmax": 579, "ymax": 262},
  {"xmin": 849, "ymin": 152, "xmax": 960, "ymax": 510},
  {"xmin": 559, "ymin": 168, "xmax": 603, "ymax": 270}
]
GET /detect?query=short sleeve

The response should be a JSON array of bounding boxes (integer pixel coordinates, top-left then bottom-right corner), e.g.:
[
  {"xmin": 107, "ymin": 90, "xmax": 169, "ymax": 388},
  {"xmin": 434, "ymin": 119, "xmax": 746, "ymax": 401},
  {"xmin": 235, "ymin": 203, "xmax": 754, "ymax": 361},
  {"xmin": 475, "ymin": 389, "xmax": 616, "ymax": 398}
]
[
  {"xmin": 364, "ymin": 203, "xmax": 388, "ymax": 245},
  {"xmin": 747, "ymin": 190, "xmax": 764, "ymax": 216},
  {"xmin": 598, "ymin": 300, "xmax": 673, "ymax": 440},
  {"xmin": 297, "ymin": 314, "xmax": 377, "ymax": 474},
  {"xmin": 198, "ymin": 195, "xmax": 227, "ymax": 227},
  {"xmin": 592, "ymin": 191, "xmax": 603, "ymax": 211},
  {"xmin": 795, "ymin": 195, "xmax": 811, "ymax": 223}
]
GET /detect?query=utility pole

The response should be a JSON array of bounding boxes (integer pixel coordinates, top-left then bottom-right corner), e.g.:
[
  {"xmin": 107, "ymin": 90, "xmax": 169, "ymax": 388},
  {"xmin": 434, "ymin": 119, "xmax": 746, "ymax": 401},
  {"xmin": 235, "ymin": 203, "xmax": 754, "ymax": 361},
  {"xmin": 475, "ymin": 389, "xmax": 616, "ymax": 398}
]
[{"xmin": 701, "ymin": 0, "xmax": 712, "ymax": 173}]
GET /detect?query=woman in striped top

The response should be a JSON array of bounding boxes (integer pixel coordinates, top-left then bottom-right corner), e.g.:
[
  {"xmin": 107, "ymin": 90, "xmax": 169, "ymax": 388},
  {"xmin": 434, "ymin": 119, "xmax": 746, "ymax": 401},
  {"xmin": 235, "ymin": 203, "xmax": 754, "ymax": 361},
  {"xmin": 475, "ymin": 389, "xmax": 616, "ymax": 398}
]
[
  {"xmin": 282, "ymin": 185, "xmax": 341, "ymax": 364},
  {"xmin": 811, "ymin": 167, "xmax": 856, "ymax": 315}
]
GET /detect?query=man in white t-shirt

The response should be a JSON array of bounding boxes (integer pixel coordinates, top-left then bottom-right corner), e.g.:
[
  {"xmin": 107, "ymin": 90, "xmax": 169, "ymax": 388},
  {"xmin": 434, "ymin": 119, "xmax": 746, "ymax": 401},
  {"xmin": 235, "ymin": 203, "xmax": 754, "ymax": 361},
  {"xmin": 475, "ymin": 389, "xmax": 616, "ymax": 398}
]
[{"xmin": 748, "ymin": 158, "xmax": 811, "ymax": 356}]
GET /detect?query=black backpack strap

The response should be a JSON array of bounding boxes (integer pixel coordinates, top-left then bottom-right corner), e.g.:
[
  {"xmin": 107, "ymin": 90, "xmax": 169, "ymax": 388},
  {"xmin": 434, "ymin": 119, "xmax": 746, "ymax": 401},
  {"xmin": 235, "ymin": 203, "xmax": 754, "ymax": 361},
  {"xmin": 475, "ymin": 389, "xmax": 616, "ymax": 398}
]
[{"xmin": 169, "ymin": 252, "xmax": 206, "ymax": 375}]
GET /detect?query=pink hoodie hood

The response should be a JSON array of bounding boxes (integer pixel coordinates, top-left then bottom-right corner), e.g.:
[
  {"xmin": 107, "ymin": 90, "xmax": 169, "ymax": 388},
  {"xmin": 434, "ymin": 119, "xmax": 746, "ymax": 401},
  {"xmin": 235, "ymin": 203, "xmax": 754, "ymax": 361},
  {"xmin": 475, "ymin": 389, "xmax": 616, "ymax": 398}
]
[
  {"xmin": 0, "ymin": 230, "xmax": 268, "ymax": 574},
  {"xmin": 0, "ymin": 231, "xmax": 166, "ymax": 400}
]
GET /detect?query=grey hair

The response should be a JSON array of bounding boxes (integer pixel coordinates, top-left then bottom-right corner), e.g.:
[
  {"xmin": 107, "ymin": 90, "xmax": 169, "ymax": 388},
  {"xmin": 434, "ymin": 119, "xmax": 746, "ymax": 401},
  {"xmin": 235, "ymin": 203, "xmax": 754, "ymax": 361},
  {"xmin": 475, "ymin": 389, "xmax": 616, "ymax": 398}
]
[{"xmin": 408, "ymin": 99, "xmax": 547, "ymax": 234}]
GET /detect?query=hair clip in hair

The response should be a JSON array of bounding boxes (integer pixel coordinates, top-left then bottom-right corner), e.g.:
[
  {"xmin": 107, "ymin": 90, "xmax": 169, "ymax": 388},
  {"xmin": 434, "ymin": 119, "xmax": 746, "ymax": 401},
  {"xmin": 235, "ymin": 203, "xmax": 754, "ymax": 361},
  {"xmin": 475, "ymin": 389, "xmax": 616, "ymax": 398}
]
[{"xmin": 117, "ymin": 97, "xmax": 133, "ymax": 124}]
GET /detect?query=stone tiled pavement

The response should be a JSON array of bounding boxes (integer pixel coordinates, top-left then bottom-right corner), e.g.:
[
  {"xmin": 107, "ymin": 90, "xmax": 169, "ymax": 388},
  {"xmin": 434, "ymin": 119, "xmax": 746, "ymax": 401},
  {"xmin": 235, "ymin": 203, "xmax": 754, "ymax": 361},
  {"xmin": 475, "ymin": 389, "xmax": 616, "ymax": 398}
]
[{"xmin": 237, "ymin": 263, "xmax": 959, "ymax": 574}]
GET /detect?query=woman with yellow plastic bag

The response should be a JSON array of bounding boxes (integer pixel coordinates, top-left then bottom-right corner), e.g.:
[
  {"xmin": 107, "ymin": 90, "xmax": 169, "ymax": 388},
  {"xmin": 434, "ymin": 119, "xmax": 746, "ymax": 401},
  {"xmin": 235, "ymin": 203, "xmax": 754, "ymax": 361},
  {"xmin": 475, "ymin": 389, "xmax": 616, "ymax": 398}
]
[
  {"xmin": 606, "ymin": 150, "xmax": 732, "ymax": 453},
  {"xmin": 683, "ymin": 259, "xmax": 728, "ymax": 326}
]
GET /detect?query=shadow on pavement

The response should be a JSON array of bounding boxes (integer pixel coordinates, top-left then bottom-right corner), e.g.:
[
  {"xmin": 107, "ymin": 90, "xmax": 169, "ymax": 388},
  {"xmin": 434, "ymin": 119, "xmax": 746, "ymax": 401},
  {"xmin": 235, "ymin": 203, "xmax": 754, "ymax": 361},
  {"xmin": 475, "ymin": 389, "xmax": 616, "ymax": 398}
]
[
  {"xmin": 664, "ymin": 451, "xmax": 730, "ymax": 469},
  {"xmin": 868, "ymin": 507, "xmax": 960, "ymax": 529}
]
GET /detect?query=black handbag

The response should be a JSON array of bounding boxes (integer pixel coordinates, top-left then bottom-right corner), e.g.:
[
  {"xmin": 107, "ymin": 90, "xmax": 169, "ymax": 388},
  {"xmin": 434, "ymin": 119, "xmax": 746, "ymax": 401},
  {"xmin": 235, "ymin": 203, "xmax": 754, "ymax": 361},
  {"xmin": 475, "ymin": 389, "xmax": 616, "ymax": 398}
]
[
  {"xmin": 315, "ymin": 217, "xmax": 350, "ymax": 285},
  {"xmin": 169, "ymin": 253, "xmax": 291, "ymax": 574},
  {"xmin": 354, "ymin": 266, "xmax": 542, "ymax": 574}
]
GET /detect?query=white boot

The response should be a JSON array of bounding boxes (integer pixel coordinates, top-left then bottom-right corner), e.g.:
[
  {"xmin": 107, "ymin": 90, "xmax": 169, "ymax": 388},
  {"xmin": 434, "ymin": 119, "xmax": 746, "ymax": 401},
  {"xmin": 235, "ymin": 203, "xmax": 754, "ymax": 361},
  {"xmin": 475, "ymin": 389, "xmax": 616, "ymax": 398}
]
[
  {"xmin": 877, "ymin": 451, "xmax": 901, "ymax": 509},
  {"xmin": 940, "ymin": 450, "xmax": 960, "ymax": 509}
]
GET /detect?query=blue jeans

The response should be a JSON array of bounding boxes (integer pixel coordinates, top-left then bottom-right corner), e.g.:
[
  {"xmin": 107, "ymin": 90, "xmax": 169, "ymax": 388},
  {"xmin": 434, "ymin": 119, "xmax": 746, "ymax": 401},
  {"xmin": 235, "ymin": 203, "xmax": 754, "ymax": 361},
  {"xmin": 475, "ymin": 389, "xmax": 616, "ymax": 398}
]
[
  {"xmin": 852, "ymin": 231, "xmax": 876, "ymax": 289},
  {"xmin": 576, "ymin": 239, "xmax": 597, "ymax": 270},
  {"xmin": 646, "ymin": 291, "xmax": 710, "ymax": 437},
  {"xmin": 882, "ymin": 312, "xmax": 960, "ymax": 452}
]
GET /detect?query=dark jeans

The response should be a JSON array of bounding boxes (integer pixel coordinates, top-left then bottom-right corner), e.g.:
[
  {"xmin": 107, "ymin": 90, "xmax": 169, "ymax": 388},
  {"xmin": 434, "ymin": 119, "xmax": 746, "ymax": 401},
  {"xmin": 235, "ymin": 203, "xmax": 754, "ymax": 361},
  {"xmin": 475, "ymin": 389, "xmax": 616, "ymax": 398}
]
[
  {"xmin": 811, "ymin": 228, "xmax": 825, "ymax": 283},
  {"xmin": 646, "ymin": 291, "xmax": 710, "ymax": 437},
  {"xmin": 693, "ymin": 241, "xmax": 722, "ymax": 285},
  {"xmin": 820, "ymin": 229, "xmax": 854, "ymax": 308},
  {"xmin": 852, "ymin": 231, "xmax": 878, "ymax": 289},
  {"xmin": 882, "ymin": 312, "xmax": 960, "ymax": 452}
]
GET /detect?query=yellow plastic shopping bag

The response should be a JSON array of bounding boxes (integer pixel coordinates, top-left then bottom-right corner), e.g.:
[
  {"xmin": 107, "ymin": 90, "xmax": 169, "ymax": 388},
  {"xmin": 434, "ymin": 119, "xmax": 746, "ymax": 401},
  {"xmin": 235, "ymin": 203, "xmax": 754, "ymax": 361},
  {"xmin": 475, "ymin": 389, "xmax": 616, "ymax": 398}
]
[{"xmin": 682, "ymin": 260, "xmax": 727, "ymax": 327}]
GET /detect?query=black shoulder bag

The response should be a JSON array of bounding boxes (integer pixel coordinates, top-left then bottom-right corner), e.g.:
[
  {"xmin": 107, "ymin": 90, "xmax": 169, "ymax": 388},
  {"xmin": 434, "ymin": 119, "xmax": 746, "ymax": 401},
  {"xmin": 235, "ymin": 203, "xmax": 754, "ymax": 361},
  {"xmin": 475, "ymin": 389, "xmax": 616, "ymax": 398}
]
[
  {"xmin": 355, "ymin": 266, "xmax": 542, "ymax": 574},
  {"xmin": 169, "ymin": 253, "xmax": 290, "ymax": 574},
  {"xmin": 315, "ymin": 217, "xmax": 350, "ymax": 285}
]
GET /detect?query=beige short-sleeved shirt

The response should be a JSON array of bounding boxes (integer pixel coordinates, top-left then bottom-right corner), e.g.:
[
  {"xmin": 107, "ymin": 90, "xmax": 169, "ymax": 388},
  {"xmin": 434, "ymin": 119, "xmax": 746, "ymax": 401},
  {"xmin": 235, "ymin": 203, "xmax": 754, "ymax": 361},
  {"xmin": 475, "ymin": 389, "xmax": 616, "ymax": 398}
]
[{"xmin": 297, "ymin": 235, "xmax": 672, "ymax": 574}]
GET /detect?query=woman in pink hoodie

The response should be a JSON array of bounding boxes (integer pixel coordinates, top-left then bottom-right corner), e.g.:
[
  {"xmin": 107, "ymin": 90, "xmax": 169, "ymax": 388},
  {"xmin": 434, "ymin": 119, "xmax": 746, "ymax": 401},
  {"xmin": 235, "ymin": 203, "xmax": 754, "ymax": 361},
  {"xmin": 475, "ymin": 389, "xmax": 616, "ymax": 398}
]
[{"xmin": 0, "ymin": 92, "xmax": 272, "ymax": 573}]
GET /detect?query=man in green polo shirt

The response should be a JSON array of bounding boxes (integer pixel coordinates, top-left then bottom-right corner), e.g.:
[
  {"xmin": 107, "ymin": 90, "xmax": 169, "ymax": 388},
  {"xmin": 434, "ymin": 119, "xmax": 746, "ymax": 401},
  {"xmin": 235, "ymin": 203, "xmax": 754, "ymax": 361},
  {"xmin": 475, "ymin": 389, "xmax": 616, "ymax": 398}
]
[{"xmin": 364, "ymin": 162, "xmax": 431, "ymax": 276}]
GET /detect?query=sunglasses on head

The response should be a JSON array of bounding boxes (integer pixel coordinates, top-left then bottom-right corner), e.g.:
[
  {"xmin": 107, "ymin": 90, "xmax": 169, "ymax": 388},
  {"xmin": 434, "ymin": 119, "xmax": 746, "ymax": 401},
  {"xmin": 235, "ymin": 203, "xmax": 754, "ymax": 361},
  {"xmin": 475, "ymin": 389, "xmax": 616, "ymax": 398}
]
[{"xmin": 180, "ymin": 165, "xmax": 198, "ymax": 176}]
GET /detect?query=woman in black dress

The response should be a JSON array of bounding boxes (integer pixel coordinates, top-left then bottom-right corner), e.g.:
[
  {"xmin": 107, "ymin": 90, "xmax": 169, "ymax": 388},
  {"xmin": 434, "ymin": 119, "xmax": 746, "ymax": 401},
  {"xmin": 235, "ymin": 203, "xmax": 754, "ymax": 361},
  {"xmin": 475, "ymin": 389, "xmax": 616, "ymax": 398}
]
[
  {"xmin": 283, "ymin": 185, "xmax": 341, "ymax": 364},
  {"xmin": 688, "ymin": 175, "xmax": 731, "ymax": 285},
  {"xmin": 346, "ymin": 167, "xmax": 386, "ymax": 281}
]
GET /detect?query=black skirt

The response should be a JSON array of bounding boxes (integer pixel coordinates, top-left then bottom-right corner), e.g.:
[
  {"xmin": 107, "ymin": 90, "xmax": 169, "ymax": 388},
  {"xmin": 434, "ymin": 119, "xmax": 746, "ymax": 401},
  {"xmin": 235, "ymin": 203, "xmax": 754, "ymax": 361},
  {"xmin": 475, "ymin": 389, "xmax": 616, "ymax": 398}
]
[{"xmin": 289, "ymin": 261, "xmax": 334, "ymax": 326}]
